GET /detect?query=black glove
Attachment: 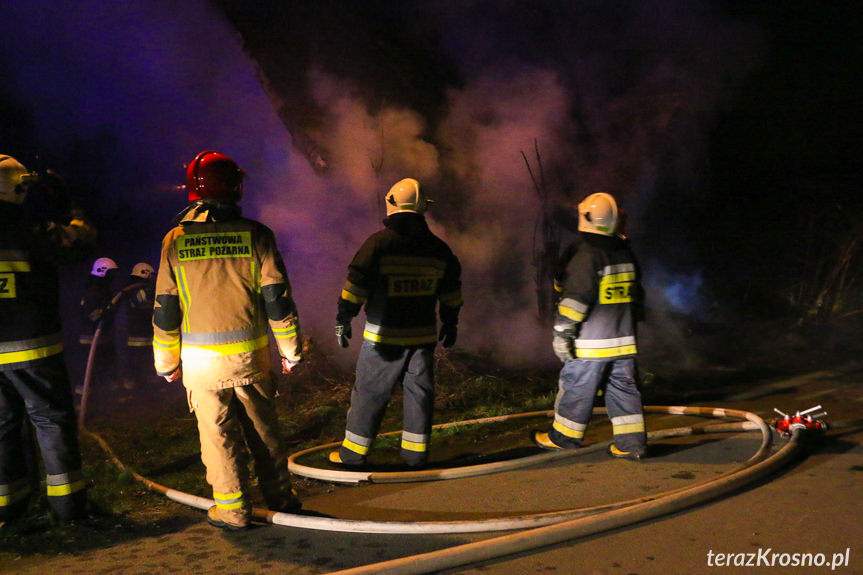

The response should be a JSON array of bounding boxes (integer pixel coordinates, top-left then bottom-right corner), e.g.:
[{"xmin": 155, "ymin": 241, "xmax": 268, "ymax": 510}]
[
  {"xmin": 336, "ymin": 323, "xmax": 352, "ymax": 348},
  {"xmin": 438, "ymin": 323, "xmax": 457, "ymax": 348},
  {"xmin": 552, "ymin": 334, "xmax": 576, "ymax": 362},
  {"xmin": 87, "ymin": 303, "xmax": 113, "ymax": 323}
]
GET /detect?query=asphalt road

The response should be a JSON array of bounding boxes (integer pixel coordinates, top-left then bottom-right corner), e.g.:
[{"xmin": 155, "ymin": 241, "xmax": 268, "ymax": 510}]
[{"xmin": 6, "ymin": 364, "xmax": 863, "ymax": 575}]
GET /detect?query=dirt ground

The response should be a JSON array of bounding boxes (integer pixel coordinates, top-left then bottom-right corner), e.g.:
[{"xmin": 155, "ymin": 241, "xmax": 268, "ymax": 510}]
[{"xmin": 3, "ymin": 359, "xmax": 862, "ymax": 575}]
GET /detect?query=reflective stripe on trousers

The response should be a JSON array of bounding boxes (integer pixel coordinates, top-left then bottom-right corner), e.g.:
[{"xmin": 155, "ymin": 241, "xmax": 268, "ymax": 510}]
[
  {"xmin": 550, "ymin": 357, "xmax": 645, "ymax": 451},
  {"xmin": 340, "ymin": 341, "xmax": 434, "ymax": 466},
  {"xmin": 0, "ymin": 477, "xmax": 30, "ymax": 509},
  {"xmin": 0, "ymin": 355, "xmax": 88, "ymax": 519},
  {"xmin": 189, "ymin": 378, "xmax": 289, "ymax": 511}
]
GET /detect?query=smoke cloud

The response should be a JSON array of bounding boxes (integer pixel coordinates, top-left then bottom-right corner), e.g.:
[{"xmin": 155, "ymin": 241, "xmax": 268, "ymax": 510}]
[{"xmin": 0, "ymin": 0, "xmax": 765, "ymax": 368}]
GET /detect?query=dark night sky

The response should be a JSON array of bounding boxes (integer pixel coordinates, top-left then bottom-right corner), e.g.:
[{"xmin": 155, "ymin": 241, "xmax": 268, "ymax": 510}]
[
  {"xmin": 1, "ymin": 1, "xmax": 861, "ymax": 361},
  {"xmin": 704, "ymin": 2, "xmax": 862, "ymax": 302}
]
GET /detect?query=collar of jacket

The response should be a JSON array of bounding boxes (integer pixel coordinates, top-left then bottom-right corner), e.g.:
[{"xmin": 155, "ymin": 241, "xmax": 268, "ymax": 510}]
[
  {"xmin": 173, "ymin": 200, "xmax": 242, "ymax": 226},
  {"xmin": 0, "ymin": 201, "xmax": 23, "ymax": 223},
  {"xmin": 582, "ymin": 231, "xmax": 627, "ymax": 249},
  {"xmin": 383, "ymin": 212, "xmax": 429, "ymax": 235}
]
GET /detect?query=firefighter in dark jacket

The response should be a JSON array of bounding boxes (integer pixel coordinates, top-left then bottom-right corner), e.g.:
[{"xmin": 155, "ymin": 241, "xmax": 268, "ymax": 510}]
[
  {"xmin": 0, "ymin": 155, "xmax": 96, "ymax": 522},
  {"xmin": 153, "ymin": 151, "xmax": 304, "ymax": 530},
  {"xmin": 79, "ymin": 256, "xmax": 118, "ymax": 345},
  {"xmin": 124, "ymin": 262, "xmax": 156, "ymax": 348},
  {"xmin": 330, "ymin": 178, "xmax": 463, "ymax": 469},
  {"xmin": 118, "ymin": 262, "xmax": 156, "ymax": 389},
  {"xmin": 533, "ymin": 192, "xmax": 647, "ymax": 460}
]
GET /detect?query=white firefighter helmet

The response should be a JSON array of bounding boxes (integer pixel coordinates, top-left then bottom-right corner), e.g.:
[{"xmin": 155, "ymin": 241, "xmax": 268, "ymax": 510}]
[
  {"xmin": 577, "ymin": 192, "xmax": 619, "ymax": 236},
  {"xmin": 0, "ymin": 155, "xmax": 28, "ymax": 205},
  {"xmin": 91, "ymin": 257, "xmax": 118, "ymax": 277},
  {"xmin": 385, "ymin": 178, "xmax": 431, "ymax": 216},
  {"xmin": 131, "ymin": 262, "xmax": 154, "ymax": 279}
]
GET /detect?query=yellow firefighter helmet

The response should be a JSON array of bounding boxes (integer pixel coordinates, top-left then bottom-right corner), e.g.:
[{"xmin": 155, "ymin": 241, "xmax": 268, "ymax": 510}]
[
  {"xmin": 131, "ymin": 262, "xmax": 154, "ymax": 279},
  {"xmin": 385, "ymin": 178, "xmax": 431, "ymax": 216},
  {"xmin": 577, "ymin": 192, "xmax": 619, "ymax": 236},
  {"xmin": 0, "ymin": 155, "xmax": 29, "ymax": 205}
]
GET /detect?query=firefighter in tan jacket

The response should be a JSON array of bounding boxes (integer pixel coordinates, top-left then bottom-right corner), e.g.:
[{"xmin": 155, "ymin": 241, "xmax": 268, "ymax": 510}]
[{"xmin": 153, "ymin": 151, "xmax": 303, "ymax": 531}]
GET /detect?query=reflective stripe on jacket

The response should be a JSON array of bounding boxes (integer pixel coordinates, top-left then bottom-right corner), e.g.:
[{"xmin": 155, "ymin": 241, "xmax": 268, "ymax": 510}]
[
  {"xmin": 554, "ymin": 233, "xmax": 643, "ymax": 361},
  {"xmin": 152, "ymin": 202, "xmax": 302, "ymax": 390},
  {"xmin": 337, "ymin": 213, "xmax": 462, "ymax": 347},
  {"xmin": 1, "ymin": 206, "xmax": 96, "ymax": 370}
]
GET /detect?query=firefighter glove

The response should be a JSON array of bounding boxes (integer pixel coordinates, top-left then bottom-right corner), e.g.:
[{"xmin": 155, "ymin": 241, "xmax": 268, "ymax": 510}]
[
  {"xmin": 281, "ymin": 357, "xmax": 302, "ymax": 374},
  {"xmin": 336, "ymin": 323, "xmax": 352, "ymax": 348},
  {"xmin": 88, "ymin": 303, "xmax": 113, "ymax": 323},
  {"xmin": 438, "ymin": 323, "xmax": 458, "ymax": 348},
  {"xmin": 553, "ymin": 334, "xmax": 576, "ymax": 362},
  {"xmin": 163, "ymin": 367, "xmax": 182, "ymax": 383}
]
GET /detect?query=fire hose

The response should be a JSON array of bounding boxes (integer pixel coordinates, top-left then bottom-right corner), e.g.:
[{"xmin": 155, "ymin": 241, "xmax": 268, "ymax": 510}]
[
  {"xmin": 85, "ymin": 408, "xmax": 770, "ymax": 535},
  {"xmin": 325, "ymin": 426, "xmax": 809, "ymax": 575},
  {"xmin": 287, "ymin": 407, "xmax": 766, "ymax": 485},
  {"xmin": 77, "ymin": 281, "xmax": 149, "ymax": 428},
  {"xmin": 83, "ymin": 403, "xmax": 822, "ymax": 545},
  {"xmin": 79, "ymin": 322, "xmax": 829, "ymax": 574}
]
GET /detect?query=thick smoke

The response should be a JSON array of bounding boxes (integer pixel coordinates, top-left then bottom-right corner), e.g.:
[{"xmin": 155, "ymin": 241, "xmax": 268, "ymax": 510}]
[{"xmin": 0, "ymin": 0, "xmax": 765, "ymax": 369}]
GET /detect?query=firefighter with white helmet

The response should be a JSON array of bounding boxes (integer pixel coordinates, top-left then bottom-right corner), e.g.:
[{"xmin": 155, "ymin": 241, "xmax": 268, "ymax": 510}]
[
  {"xmin": 1, "ymin": 155, "xmax": 96, "ymax": 522},
  {"xmin": 79, "ymin": 256, "xmax": 119, "ymax": 352},
  {"xmin": 131, "ymin": 262, "xmax": 154, "ymax": 279},
  {"xmin": 533, "ymin": 192, "xmax": 647, "ymax": 460},
  {"xmin": 112, "ymin": 262, "xmax": 157, "ymax": 390},
  {"xmin": 125, "ymin": 262, "xmax": 155, "ymax": 347},
  {"xmin": 330, "ymin": 177, "xmax": 462, "ymax": 469},
  {"xmin": 91, "ymin": 257, "xmax": 118, "ymax": 278},
  {"xmin": 152, "ymin": 151, "xmax": 304, "ymax": 530}
]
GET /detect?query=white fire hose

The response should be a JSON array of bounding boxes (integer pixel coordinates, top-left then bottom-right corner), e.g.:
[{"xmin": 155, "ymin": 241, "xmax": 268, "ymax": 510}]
[{"xmin": 83, "ymin": 402, "xmax": 821, "ymax": 575}]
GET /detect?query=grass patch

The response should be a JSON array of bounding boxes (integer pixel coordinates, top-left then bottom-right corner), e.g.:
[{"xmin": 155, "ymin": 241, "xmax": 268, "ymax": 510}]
[{"xmin": 0, "ymin": 341, "xmax": 562, "ymax": 559}]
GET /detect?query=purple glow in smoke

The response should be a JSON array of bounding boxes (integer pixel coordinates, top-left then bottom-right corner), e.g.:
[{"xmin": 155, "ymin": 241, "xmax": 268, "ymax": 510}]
[{"xmin": 0, "ymin": 0, "xmax": 765, "ymax": 366}]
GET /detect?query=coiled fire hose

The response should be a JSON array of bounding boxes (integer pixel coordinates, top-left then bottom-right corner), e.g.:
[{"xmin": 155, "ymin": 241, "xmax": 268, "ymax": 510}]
[
  {"xmin": 82, "ymin": 398, "xmax": 847, "ymax": 575},
  {"xmin": 83, "ymin": 406, "xmax": 792, "ymax": 534},
  {"xmin": 324, "ymin": 425, "xmax": 805, "ymax": 575},
  {"xmin": 74, "ymin": 286, "xmax": 835, "ymax": 573}
]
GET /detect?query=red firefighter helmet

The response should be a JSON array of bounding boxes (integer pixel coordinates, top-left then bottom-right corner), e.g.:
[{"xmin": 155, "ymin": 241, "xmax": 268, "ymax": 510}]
[{"xmin": 185, "ymin": 151, "xmax": 245, "ymax": 203}]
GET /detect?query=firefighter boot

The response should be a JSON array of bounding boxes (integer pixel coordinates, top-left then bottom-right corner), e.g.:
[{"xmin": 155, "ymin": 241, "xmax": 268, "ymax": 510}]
[
  {"xmin": 261, "ymin": 482, "xmax": 302, "ymax": 514},
  {"xmin": 207, "ymin": 505, "xmax": 251, "ymax": 531},
  {"xmin": 607, "ymin": 443, "xmax": 646, "ymax": 461},
  {"xmin": 50, "ymin": 489, "xmax": 88, "ymax": 522},
  {"xmin": 329, "ymin": 450, "xmax": 367, "ymax": 470},
  {"xmin": 0, "ymin": 497, "xmax": 28, "ymax": 524},
  {"xmin": 532, "ymin": 431, "xmax": 579, "ymax": 451}
]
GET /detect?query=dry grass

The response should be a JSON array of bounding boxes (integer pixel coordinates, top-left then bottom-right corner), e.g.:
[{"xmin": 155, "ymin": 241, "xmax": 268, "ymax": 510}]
[{"xmin": 0, "ymin": 339, "xmax": 561, "ymax": 559}]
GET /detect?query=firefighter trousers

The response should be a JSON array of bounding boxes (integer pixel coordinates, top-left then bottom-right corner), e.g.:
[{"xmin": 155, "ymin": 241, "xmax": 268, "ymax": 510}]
[
  {"xmin": 339, "ymin": 341, "xmax": 435, "ymax": 467},
  {"xmin": 189, "ymin": 376, "xmax": 293, "ymax": 518},
  {"xmin": 0, "ymin": 354, "xmax": 87, "ymax": 521},
  {"xmin": 549, "ymin": 357, "xmax": 646, "ymax": 452}
]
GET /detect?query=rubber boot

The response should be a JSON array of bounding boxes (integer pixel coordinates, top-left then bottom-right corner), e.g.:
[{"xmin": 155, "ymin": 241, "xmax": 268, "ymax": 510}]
[{"xmin": 207, "ymin": 505, "xmax": 251, "ymax": 531}]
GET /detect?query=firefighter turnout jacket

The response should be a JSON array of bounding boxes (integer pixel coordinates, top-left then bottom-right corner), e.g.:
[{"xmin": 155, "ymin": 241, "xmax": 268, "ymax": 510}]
[
  {"xmin": 152, "ymin": 201, "xmax": 302, "ymax": 389},
  {"xmin": 337, "ymin": 212, "xmax": 462, "ymax": 345},
  {"xmin": 554, "ymin": 232, "xmax": 643, "ymax": 360},
  {"xmin": 124, "ymin": 275, "xmax": 155, "ymax": 347},
  {"xmin": 1, "ymin": 201, "xmax": 96, "ymax": 521}
]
